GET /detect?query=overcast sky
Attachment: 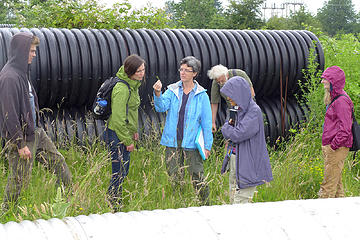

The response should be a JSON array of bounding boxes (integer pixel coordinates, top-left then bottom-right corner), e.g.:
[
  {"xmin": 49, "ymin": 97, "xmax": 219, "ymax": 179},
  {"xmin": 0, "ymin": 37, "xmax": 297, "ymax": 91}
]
[{"xmin": 99, "ymin": 0, "xmax": 360, "ymax": 15}]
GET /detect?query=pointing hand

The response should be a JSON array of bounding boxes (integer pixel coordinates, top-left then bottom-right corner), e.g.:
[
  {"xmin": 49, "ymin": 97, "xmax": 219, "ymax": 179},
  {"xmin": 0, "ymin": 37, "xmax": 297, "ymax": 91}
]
[{"xmin": 153, "ymin": 80, "xmax": 162, "ymax": 96}]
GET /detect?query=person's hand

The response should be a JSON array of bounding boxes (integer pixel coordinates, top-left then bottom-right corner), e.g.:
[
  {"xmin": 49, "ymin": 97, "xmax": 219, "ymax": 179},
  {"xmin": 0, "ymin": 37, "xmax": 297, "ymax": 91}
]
[
  {"xmin": 205, "ymin": 149, "xmax": 210, "ymax": 159},
  {"xmin": 224, "ymin": 141, "xmax": 229, "ymax": 152},
  {"xmin": 212, "ymin": 122, "xmax": 217, "ymax": 133},
  {"xmin": 18, "ymin": 146, "xmax": 31, "ymax": 159},
  {"xmin": 229, "ymin": 119, "xmax": 235, "ymax": 126},
  {"xmin": 153, "ymin": 80, "xmax": 162, "ymax": 96},
  {"xmin": 133, "ymin": 132, "xmax": 139, "ymax": 141},
  {"xmin": 126, "ymin": 144, "xmax": 135, "ymax": 152}
]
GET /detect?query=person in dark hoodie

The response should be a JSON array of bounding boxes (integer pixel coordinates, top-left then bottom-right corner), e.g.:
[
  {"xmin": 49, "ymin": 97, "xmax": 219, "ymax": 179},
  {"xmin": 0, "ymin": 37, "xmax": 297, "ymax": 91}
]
[
  {"xmin": 220, "ymin": 76, "xmax": 273, "ymax": 204},
  {"xmin": 319, "ymin": 66, "xmax": 353, "ymax": 198},
  {"xmin": 0, "ymin": 32, "xmax": 72, "ymax": 206}
]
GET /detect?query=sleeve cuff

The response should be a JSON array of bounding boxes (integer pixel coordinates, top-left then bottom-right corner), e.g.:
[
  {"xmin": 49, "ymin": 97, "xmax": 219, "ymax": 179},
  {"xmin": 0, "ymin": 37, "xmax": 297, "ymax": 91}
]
[{"xmin": 123, "ymin": 139, "xmax": 133, "ymax": 147}]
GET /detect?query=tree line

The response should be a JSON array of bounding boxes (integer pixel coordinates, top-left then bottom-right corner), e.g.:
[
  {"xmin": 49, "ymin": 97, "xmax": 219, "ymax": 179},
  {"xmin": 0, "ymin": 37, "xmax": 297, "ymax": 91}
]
[{"xmin": 0, "ymin": 0, "xmax": 359, "ymax": 36}]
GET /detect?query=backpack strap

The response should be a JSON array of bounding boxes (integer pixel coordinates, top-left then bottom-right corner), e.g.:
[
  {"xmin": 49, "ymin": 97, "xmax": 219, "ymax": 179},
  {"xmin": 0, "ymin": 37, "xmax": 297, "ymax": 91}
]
[
  {"xmin": 329, "ymin": 94, "xmax": 346, "ymax": 107},
  {"xmin": 117, "ymin": 79, "xmax": 131, "ymax": 124},
  {"xmin": 329, "ymin": 94, "xmax": 354, "ymax": 115},
  {"xmin": 231, "ymin": 69, "xmax": 237, "ymax": 78},
  {"xmin": 329, "ymin": 94, "xmax": 358, "ymax": 158}
]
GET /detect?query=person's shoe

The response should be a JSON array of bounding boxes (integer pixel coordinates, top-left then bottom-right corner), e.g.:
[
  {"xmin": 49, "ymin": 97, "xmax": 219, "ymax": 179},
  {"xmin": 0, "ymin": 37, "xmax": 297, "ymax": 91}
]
[
  {"xmin": 112, "ymin": 203, "xmax": 123, "ymax": 213},
  {"xmin": 107, "ymin": 195, "xmax": 123, "ymax": 212},
  {"xmin": 0, "ymin": 203, "xmax": 9, "ymax": 215}
]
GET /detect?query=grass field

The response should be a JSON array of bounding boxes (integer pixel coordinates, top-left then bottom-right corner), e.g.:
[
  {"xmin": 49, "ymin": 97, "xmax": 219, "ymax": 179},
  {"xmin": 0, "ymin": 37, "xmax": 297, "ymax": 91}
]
[{"xmin": 0, "ymin": 32, "xmax": 359, "ymax": 224}]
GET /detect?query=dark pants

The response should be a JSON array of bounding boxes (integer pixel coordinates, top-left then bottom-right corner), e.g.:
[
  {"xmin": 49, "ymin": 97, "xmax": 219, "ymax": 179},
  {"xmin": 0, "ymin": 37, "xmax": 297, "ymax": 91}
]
[
  {"xmin": 4, "ymin": 128, "xmax": 72, "ymax": 204},
  {"xmin": 165, "ymin": 142, "xmax": 209, "ymax": 205},
  {"xmin": 104, "ymin": 128, "xmax": 130, "ymax": 206}
]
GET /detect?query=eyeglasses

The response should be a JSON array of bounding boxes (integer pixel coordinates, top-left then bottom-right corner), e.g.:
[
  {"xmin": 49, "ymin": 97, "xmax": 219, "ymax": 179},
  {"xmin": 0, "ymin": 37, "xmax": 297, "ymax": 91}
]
[
  {"xmin": 136, "ymin": 69, "xmax": 145, "ymax": 73},
  {"xmin": 178, "ymin": 68, "xmax": 194, "ymax": 73}
]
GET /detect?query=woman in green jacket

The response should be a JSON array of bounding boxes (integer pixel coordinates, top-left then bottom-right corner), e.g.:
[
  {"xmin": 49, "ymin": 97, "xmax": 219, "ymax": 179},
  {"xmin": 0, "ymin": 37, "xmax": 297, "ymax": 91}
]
[{"xmin": 105, "ymin": 54, "xmax": 145, "ymax": 210}]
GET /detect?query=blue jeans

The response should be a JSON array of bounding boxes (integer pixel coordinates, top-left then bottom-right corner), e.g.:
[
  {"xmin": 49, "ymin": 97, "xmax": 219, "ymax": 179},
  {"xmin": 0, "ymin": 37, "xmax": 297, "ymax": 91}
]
[{"xmin": 104, "ymin": 128, "xmax": 130, "ymax": 205}]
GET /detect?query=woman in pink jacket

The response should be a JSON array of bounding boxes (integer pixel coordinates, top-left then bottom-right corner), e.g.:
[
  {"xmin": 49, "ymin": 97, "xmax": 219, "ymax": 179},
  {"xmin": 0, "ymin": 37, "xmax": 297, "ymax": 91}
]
[{"xmin": 319, "ymin": 66, "xmax": 353, "ymax": 198}]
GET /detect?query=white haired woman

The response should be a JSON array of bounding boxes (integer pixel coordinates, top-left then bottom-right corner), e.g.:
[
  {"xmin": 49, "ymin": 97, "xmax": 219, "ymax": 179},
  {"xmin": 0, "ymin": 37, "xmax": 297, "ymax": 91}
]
[{"xmin": 207, "ymin": 64, "xmax": 255, "ymax": 132}]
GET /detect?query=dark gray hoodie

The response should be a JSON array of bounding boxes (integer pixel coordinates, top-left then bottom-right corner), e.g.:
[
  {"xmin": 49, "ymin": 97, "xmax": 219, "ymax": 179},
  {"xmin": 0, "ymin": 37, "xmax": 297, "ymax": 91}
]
[
  {"xmin": 0, "ymin": 32, "xmax": 39, "ymax": 149},
  {"xmin": 221, "ymin": 76, "xmax": 273, "ymax": 189}
]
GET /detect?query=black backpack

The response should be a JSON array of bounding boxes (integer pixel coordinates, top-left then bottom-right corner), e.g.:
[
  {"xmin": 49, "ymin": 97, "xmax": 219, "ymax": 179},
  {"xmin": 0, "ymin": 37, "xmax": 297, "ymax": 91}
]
[
  {"xmin": 92, "ymin": 77, "xmax": 131, "ymax": 122},
  {"xmin": 329, "ymin": 94, "xmax": 360, "ymax": 158}
]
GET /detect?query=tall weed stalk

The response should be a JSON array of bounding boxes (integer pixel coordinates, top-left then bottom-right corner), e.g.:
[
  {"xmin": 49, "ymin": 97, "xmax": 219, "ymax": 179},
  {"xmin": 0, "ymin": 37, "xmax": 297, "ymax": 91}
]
[{"xmin": 1, "ymin": 33, "xmax": 360, "ymax": 223}]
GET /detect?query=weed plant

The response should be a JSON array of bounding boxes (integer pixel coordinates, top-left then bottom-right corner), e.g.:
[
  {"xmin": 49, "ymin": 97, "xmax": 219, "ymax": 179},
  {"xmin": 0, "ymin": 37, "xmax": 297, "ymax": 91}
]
[{"xmin": 0, "ymin": 32, "xmax": 360, "ymax": 223}]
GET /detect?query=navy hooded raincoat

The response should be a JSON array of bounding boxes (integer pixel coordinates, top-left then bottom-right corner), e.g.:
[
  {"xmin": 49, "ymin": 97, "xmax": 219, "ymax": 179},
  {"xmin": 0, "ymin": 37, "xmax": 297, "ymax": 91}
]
[{"xmin": 220, "ymin": 76, "xmax": 273, "ymax": 189}]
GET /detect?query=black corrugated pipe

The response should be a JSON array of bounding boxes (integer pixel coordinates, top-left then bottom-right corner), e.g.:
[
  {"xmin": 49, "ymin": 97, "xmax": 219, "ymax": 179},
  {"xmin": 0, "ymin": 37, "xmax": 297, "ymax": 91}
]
[
  {"xmin": 38, "ymin": 99, "xmax": 308, "ymax": 147},
  {"xmin": 0, "ymin": 28, "xmax": 324, "ymax": 107},
  {"xmin": 0, "ymin": 28, "xmax": 322, "ymax": 146},
  {"xmin": 0, "ymin": 24, "xmax": 14, "ymax": 28}
]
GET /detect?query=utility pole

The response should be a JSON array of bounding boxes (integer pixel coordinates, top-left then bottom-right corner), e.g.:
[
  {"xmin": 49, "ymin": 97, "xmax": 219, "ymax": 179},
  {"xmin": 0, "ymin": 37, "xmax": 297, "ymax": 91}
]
[
  {"xmin": 262, "ymin": 0, "xmax": 304, "ymax": 19},
  {"xmin": 283, "ymin": 0, "xmax": 304, "ymax": 17}
]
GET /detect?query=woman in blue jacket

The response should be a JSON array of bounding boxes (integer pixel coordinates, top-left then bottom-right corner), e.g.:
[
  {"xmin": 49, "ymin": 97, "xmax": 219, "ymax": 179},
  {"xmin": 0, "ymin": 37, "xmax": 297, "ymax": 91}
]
[{"xmin": 153, "ymin": 56, "xmax": 213, "ymax": 205}]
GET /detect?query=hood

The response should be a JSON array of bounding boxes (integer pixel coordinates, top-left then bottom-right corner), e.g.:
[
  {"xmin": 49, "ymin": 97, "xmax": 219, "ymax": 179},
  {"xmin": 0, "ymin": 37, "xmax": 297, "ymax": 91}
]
[
  {"xmin": 220, "ymin": 76, "xmax": 251, "ymax": 111},
  {"xmin": 116, "ymin": 65, "xmax": 142, "ymax": 89},
  {"xmin": 6, "ymin": 32, "xmax": 33, "ymax": 75},
  {"xmin": 321, "ymin": 66, "xmax": 345, "ymax": 97}
]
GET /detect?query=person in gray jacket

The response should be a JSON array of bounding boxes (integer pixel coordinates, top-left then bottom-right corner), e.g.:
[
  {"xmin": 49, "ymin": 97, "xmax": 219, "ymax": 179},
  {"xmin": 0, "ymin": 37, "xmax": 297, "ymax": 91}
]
[
  {"xmin": 0, "ymin": 32, "xmax": 72, "ymax": 207},
  {"xmin": 220, "ymin": 76, "xmax": 273, "ymax": 204},
  {"xmin": 207, "ymin": 64, "xmax": 255, "ymax": 133}
]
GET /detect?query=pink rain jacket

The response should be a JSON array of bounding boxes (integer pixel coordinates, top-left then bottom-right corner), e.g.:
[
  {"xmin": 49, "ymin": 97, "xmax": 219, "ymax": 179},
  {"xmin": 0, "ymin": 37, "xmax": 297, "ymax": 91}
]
[{"xmin": 322, "ymin": 66, "xmax": 353, "ymax": 150}]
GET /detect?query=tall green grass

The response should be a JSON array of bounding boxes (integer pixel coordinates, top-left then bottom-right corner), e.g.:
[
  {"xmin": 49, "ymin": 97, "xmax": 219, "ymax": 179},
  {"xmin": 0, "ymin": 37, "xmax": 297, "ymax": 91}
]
[
  {"xmin": 254, "ymin": 32, "xmax": 360, "ymax": 202},
  {"xmin": 0, "ymin": 32, "xmax": 359, "ymax": 223}
]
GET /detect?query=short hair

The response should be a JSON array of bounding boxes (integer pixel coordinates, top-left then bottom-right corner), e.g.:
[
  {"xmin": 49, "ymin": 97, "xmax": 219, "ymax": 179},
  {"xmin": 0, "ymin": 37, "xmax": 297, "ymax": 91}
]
[
  {"xmin": 31, "ymin": 35, "xmax": 40, "ymax": 46},
  {"xmin": 123, "ymin": 54, "xmax": 145, "ymax": 77},
  {"xmin": 207, "ymin": 64, "xmax": 228, "ymax": 80},
  {"xmin": 180, "ymin": 56, "xmax": 201, "ymax": 75}
]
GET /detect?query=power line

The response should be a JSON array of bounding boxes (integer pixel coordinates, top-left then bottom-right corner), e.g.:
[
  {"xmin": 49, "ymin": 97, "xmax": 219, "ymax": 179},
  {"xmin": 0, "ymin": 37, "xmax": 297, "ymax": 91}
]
[{"xmin": 262, "ymin": 0, "xmax": 304, "ymax": 19}]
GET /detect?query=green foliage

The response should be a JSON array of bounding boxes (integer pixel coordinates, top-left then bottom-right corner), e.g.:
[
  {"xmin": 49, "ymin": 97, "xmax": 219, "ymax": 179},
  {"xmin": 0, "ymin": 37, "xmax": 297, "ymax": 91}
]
[
  {"xmin": 1, "ymin": 34, "xmax": 360, "ymax": 224},
  {"xmin": 0, "ymin": 0, "xmax": 21, "ymax": 24},
  {"xmin": 265, "ymin": 7, "xmax": 321, "ymax": 30},
  {"xmin": 225, "ymin": 0, "xmax": 265, "ymax": 29},
  {"xmin": 263, "ymin": 0, "xmax": 359, "ymax": 34},
  {"xmin": 254, "ymin": 47, "xmax": 325, "ymax": 201},
  {"xmin": 2, "ymin": 0, "xmax": 359, "ymax": 34},
  {"xmin": 165, "ymin": 0, "xmax": 226, "ymax": 29},
  {"xmin": 27, "ymin": 187, "xmax": 71, "ymax": 220},
  {"xmin": 265, "ymin": 16, "xmax": 290, "ymax": 30},
  {"xmin": 0, "ymin": 1, "xmax": 10, "ymax": 23},
  {"xmin": 320, "ymin": 33, "xmax": 360, "ymax": 110},
  {"xmin": 10, "ymin": 0, "xmax": 172, "ymax": 29},
  {"xmin": 51, "ymin": 187, "xmax": 71, "ymax": 218},
  {"xmin": 287, "ymin": 7, "xmax": 321, "ymax": 30},
  {"xmin": 255, "ymin": 128, "xmax": 324, "ymax": 201},
  {"xmin": 317, "ymin": 0, "xmax": 358, "ymax": 36},
  {"xmin": 256, "ymin": 32, "xmax": 360, "ymax": 202}
]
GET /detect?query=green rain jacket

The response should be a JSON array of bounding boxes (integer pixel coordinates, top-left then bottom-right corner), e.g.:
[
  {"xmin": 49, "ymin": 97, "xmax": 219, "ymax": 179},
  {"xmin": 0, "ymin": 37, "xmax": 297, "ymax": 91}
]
[{"xmin": 107, "ymin": 66, "xmax": 141, "ymax": 146}]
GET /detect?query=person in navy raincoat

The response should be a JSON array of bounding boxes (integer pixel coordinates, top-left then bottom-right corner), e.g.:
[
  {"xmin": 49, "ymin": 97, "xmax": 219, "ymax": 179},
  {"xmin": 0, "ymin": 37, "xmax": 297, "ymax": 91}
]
[{"xmin": 220, "ymin": 76, "xmax": 273, "ymax": 204}]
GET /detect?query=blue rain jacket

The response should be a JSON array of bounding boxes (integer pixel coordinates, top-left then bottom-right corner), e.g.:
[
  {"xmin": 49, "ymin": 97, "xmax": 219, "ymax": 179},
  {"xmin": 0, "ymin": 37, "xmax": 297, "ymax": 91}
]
[{"xmin": 154, "ymin": 80, "xmax": 213, "ymax": 151}]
